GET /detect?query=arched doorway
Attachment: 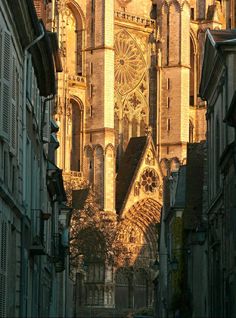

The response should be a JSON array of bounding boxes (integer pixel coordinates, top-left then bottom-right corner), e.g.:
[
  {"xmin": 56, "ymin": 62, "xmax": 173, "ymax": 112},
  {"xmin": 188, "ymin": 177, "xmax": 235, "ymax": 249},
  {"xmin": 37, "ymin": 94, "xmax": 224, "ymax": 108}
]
[{"xmin": 115, "ymin": 199, "xmax": 161, "ymax": 312}]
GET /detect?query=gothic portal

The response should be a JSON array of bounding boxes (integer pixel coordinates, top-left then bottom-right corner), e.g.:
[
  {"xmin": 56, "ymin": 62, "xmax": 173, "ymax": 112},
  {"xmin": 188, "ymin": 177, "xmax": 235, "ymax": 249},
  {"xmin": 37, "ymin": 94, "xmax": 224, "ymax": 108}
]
[{"xmin": 54, "ymin": 0, "xmax": 226, "ymax": 315}]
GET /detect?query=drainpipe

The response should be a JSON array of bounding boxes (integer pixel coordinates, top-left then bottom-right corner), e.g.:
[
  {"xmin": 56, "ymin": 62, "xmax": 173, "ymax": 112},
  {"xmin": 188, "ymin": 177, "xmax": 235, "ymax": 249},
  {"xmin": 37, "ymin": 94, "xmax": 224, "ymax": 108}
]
[
  {"xmin": 20, "ymin": 23, "xmax": 45, "ymax": 318},
  {"xmin": 23, "ymin": 22, "xmax": 45, "ymax": 205}
]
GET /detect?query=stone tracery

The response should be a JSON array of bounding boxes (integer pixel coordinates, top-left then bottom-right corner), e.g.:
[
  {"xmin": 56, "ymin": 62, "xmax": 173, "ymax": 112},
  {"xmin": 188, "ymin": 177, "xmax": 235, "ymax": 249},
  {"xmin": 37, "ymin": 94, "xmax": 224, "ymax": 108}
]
[{"xmin": 115, "ymin": 30, "xmax": 146, "ymax": 96}]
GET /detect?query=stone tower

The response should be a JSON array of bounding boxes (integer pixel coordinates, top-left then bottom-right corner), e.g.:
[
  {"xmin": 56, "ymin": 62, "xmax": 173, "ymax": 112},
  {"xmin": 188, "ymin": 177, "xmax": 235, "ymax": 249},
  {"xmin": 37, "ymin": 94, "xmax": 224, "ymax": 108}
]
[
  {"xmin": 84, "ymin": 0, "xmax": 115, "ymax": 211},
  {"xmin": 157, "ymin": 0, "xmax": 191, "ymax": 161}
]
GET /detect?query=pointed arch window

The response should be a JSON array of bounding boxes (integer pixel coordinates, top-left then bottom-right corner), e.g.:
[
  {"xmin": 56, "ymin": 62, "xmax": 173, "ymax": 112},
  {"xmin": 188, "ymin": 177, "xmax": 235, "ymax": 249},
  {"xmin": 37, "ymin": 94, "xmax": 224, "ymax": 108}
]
[
  {"xmin": 189, "ymin": 120, "xmax": 194, "ymax": 143},
  {"xmin": 64, "ymin": 5, "xmax": 84, "ymax": 75},
  {"xmin": 190, "ymin": 37, "xmax": 196, "ymax": 106},
  {"xmin": 70, "ymin": 99, "xmax": 83, "ymax": 172}
]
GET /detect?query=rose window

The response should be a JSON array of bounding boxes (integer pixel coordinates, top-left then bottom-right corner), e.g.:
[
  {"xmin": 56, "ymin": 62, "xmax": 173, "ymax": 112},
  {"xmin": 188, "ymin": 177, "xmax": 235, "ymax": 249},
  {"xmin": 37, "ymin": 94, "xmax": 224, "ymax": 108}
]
[
  {"xmin": 141, "ymin": 169, "xmax": 159, "ymax": 193},
  {"xmin": 115, "ymin": 30, "xmax": 146, "ymax": 96}
]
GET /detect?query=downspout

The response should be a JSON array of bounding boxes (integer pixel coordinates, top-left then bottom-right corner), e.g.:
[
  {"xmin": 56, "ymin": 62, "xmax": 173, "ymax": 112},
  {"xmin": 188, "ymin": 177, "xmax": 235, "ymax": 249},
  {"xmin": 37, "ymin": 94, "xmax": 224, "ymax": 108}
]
[
  {"xmin": 21, "ymin": 23, "xmax": 45, "ymax": 318},
  {"xmin": 23, "ymin": 22, "xmax": 45, "ymax": 205}
]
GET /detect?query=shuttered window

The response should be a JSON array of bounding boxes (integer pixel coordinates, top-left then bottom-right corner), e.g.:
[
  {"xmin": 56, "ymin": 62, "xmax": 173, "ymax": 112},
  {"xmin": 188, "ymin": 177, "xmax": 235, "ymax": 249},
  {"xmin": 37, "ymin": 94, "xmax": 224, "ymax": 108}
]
[
  {"xmin": 10, "ymin": 56, "xmax": 17, "ymax": 152},
  {"xmin": 0, "ymin": 27, "xmax": 19, "ymax": 157},
  {"xmin": 0, "ymin": 29, "xmax": 12, "ymax": 140},
  {"xmin": 0, "ymin": 219, "xmax": 8, "ymax": 318}
]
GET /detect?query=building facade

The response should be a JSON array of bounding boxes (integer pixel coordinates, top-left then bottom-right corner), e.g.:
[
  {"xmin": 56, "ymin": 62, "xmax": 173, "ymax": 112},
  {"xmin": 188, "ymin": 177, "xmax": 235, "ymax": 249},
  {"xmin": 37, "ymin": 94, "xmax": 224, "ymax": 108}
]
[
  {"xmin": 200, "ymin": 28, "xmax": 236, "ymax": 318},
  {"xmin": 0, "ymin": 1, "xmax": 69, "ymax": 317}
]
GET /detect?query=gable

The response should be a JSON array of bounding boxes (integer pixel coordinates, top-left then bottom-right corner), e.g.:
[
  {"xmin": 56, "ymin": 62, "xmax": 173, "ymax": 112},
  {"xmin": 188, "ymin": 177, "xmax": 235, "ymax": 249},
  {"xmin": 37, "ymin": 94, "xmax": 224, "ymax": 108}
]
[{"xmin": 116, "ymin": 135, "xmax": 163, "ymax": 218}]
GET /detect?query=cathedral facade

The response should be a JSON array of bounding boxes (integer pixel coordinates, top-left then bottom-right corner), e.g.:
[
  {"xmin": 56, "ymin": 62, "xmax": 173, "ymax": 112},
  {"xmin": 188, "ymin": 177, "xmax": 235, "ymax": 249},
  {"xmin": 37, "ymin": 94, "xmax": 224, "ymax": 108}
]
[{"xmin": 53, "ymin": 0, "xmax": 228, "ymax": 315}]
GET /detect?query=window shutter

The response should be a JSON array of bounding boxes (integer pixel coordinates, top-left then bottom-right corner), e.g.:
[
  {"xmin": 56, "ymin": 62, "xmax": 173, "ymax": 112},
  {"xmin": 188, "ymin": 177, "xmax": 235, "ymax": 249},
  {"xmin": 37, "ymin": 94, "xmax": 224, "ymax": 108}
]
[
  {"xmin": 0, "ymin": 30, "xmax": 12, "ymax": 140},
  {"xmin": 0, "ymin": 29, "xmax": 2, "ymax": 107},
  {"xmin": 0, "ymin": 219, "xmax": 8, "ymax": 318},
  {"xmin": 10, "ymin": 56, "xmax": 17, "ymax": 152}
]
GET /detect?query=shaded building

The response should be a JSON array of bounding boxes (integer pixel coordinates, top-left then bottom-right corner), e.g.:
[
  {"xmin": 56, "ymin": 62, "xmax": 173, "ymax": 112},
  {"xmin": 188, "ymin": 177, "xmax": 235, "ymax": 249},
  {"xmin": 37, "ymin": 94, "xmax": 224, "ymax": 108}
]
[
  {"xmin": 200, "ymin": 28, "xmax": 236, "ymax": 318},
  {"xmin": 0, "ymin": 1, "xmax": 68, "ymax": 317},
  {"xmin": 158, "ymin": 143, "xmax": 207, "ymax": 318}
]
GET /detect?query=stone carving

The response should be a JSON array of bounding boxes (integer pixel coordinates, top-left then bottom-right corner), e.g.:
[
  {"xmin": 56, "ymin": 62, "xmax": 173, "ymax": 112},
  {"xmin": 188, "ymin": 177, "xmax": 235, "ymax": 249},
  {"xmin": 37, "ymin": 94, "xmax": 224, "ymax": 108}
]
[
  {"xmin": 129, "ymin": 93, "xmax": 141, "ymax": 110},
  {"xmin": 145, "ymin": 149, "xmax": 155, "ymax": 165},
  {"xmin": 134, "ymin": 181, "xmax": 140, "ymax": 196},
  {"xmin": 115, "ymin": 30, "xmax": 146, "ymax": 96},
  {"xmin": 140, "ymin": 168, "xmax": 159, "ymax": 193}
]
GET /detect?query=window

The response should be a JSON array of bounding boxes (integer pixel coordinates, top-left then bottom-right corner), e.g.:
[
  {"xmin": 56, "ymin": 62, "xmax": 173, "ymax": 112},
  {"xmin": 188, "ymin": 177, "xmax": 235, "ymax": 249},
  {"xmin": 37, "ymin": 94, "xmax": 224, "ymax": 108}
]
[
  {"xmin": 91, "ymin": 0, "xmax": 95, "ymax": 46},
  {"xmin": 189, "ymin": 120, "xmax": 194, "ymax": 143},
  {"xmin": 191, "ymin": 8, "xmax": 195, "ymax": 20},
  {"xmin": 167, "ymin": 78, "xmax": 170, "ymax": 90},
  {"xmin": 90, "ymin": 84, "xmax": 93, "ymax": 99},
  {"xmin": 167, "ymin": 97, "xmax": 170, "ymax": 108},
  {"xmin": 167, "ymin": 118, "xmax": 170, "ymax": 131},
  {"xmin": 0, "ymin": 29, "xmax": 11, "ymax": 140}
]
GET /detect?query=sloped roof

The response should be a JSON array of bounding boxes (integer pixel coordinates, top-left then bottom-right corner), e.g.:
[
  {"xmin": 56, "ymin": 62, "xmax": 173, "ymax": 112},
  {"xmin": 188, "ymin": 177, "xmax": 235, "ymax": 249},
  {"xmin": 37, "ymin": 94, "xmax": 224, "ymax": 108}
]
[
  {"xmin": 183, "ymin": 143, "xmax": 205, "ymax": 230},
  {"xmin": 199, "ymin": 29, "xmax": 236, "ymax": 101},
  {"xmin": 116, "ymin": 136, "xmax": 147, "ymax": 213},
  {"xmin": 209, "ymin": 29, "xmax": 236, "ymax": 46}
]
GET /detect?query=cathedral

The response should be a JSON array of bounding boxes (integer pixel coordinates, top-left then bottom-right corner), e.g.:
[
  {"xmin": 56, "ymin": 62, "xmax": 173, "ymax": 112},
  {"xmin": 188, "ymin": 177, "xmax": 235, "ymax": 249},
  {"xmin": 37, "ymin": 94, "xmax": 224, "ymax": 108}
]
[{"xmin": 53, "ymin": 0, "xmax": 229, "ymax": 316}]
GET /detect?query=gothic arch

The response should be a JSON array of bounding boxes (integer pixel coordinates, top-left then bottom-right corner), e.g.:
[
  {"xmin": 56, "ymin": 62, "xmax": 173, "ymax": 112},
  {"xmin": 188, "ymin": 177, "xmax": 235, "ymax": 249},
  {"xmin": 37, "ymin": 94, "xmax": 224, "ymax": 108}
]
[
  {"xmin": 67, "ymin": 0, "xmax": 85, "ymax": 26},
  {"xmin": 161, "ymin": 1, "xmax": 169, "ymax": 10},
  {"xmin": 189, "ymin": 119, "xmax": 194, "ymax": 143},
  {"xmin": 105, "ymin": 143, "xmax": 115, "ymax": 155},
  {"xmin": 190, "ymin": 32, "xmax": 198, "ymax": 106},
  {"xmin": 63, "ymin": 1, "xmax": 85, "ymax": 75},
  {"xmin": 94, "ymin": 144, "xmax": 104, "ymax": 207},
  {"xmin": 70, "ymin": 97, "xmax": 84, "ymax": 171},
  {"xmin": 190, "ymin": 29, "xmax": 198, "ymax": 54},
  {"xmin": 169, "ymin": 0, "xmax": 181, "ymax": 13},
  {"xmin": 84, "ymin": 145, "xmax": 93, "ymax": 183},
  {"xmin": 181, "ymin": 0, "xmax": 191, "ymax": 11},
  {"xmin": 70, "ymin": 95, "xmax": 84, "ymax": 109},
  {"xmin": 117, "ymin": 198, "xmax": 161, "ymax": 265}
]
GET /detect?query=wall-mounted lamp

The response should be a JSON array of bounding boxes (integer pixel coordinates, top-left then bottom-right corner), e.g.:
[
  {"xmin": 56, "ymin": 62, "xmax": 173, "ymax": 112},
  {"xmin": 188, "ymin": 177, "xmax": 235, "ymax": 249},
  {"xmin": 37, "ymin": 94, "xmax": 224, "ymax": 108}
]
[{"xmin": 192, "ymin": 223, "xmax": 206, "ymax": 245}]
